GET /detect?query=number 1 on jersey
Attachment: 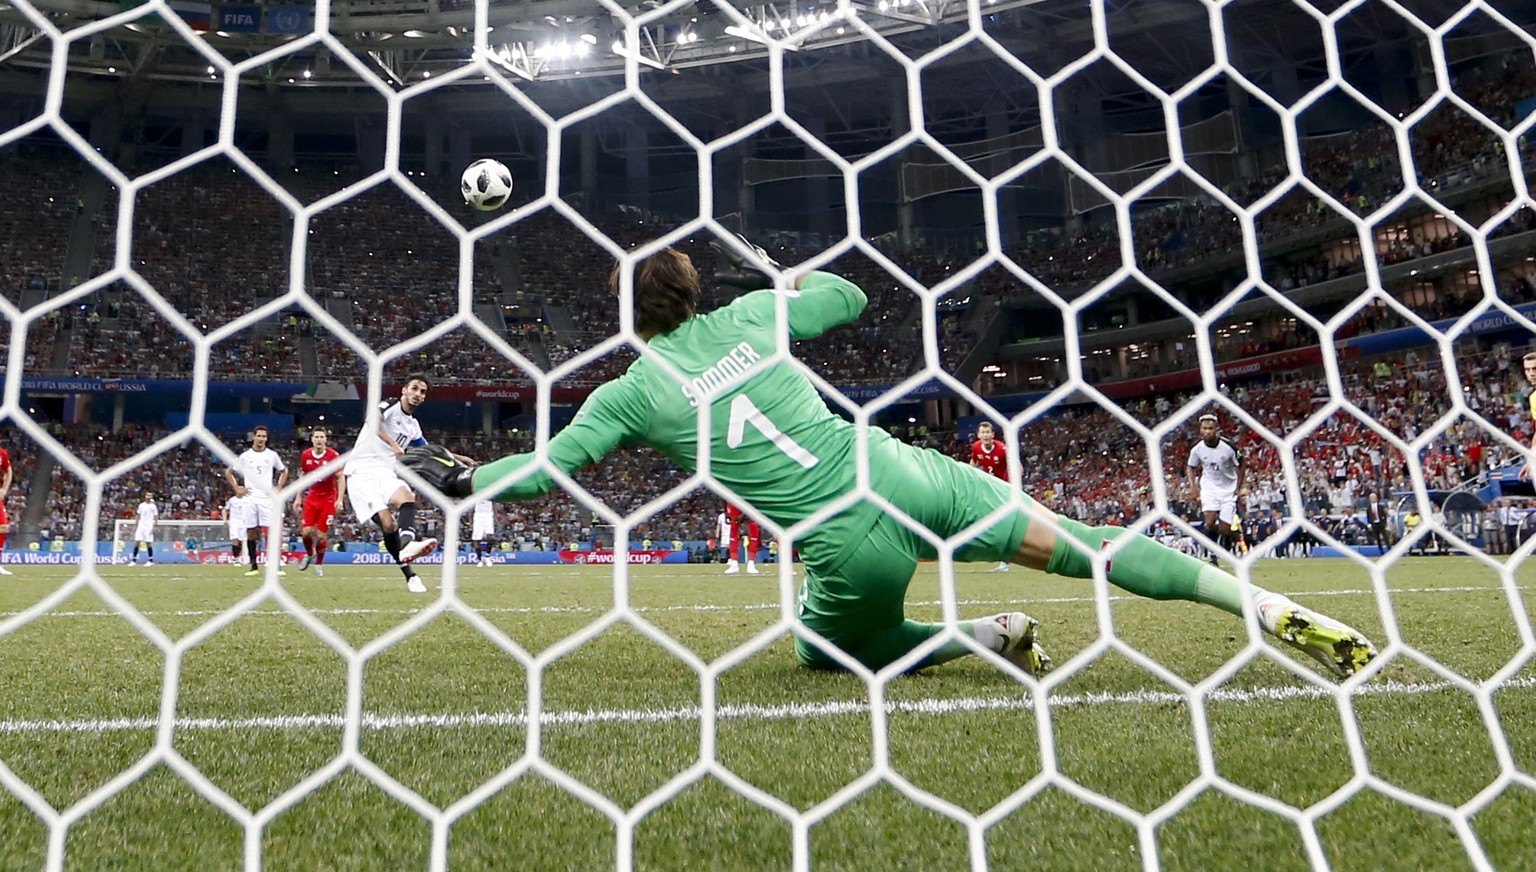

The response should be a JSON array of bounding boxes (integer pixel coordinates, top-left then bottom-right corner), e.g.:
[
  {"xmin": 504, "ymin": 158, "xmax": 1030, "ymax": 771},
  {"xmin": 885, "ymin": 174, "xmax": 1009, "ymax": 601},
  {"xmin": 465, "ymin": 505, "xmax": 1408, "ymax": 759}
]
[{"xmin": 727, "ymin": 395, "xmax": 819, "ymax": 469}]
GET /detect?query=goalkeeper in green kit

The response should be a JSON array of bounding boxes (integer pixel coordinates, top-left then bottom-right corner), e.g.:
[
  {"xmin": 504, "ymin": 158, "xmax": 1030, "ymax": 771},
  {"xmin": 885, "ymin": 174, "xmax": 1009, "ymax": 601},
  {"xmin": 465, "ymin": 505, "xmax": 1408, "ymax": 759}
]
[{"xmin": 402, "ymin": 237, "xmax": 1377, "ymax": 680}]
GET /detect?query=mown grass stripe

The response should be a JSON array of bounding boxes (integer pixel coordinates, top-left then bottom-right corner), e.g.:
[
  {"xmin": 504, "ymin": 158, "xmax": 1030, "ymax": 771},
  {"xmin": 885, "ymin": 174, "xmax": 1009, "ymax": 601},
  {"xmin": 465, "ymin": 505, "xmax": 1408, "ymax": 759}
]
[
  {"xmin": 0, "ymin": 584, "xmax": 1517, "ymax": 621},
  {"xmin": 3, "ymin": 676, "xmax": 1529, "ymax": 736}
]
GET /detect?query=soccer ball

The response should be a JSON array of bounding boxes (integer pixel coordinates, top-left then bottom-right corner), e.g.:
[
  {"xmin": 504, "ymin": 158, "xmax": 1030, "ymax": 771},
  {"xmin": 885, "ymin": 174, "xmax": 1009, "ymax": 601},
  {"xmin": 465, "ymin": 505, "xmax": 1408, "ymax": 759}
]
[{"xmin": 460, "ymin": 158, "xmax": 513, "ymax": 211}]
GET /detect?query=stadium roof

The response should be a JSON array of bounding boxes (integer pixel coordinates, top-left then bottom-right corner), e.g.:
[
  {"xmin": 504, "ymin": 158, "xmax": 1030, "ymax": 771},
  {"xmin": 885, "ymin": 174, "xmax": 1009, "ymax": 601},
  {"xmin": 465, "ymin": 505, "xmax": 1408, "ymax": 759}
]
[{"xmin": 4, "ymin": 0, "xmax": 1522, "ymax": 130}]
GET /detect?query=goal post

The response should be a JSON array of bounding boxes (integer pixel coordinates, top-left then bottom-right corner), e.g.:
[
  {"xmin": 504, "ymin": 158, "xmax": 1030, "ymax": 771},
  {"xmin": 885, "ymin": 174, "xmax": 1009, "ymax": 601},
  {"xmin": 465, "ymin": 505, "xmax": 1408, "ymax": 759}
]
[{"xmin": 109, "ymin": 519, "xmax": 234, "ymax": 564}]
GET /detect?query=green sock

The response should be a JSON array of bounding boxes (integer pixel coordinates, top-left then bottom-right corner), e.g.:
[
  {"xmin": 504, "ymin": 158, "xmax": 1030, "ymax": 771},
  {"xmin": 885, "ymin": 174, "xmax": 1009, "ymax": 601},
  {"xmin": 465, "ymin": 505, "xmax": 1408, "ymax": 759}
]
[
  {"xmin": 1044, "ymin": 517, "xmax": 1255, "ymax": 617},
  {"xmin": 1194, "ymin": 565, "xmax": 1250, "ymax": 615},
  {"xmin": 918, "ymin": 618, "xmax": 1004, "ymax": 669},
  {"xmin": 836, "ymin": 620, "xmax": 987, "ymax": 672}
]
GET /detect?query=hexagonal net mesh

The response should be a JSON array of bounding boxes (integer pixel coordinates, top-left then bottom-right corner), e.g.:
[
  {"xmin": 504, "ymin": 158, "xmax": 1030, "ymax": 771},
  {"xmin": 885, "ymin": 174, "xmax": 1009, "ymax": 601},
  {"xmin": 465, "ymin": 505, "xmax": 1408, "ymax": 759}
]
[{"xmin": 2, "ymin": 0, "xmax": 1535, "ymax": 869}]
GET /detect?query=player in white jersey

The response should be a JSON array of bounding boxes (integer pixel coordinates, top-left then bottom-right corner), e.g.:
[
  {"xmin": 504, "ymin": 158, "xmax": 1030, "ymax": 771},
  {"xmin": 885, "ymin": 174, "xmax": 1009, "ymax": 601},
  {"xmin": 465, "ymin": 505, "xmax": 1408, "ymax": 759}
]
[
  {"xmin": 128, "ymin": 490, "xmax": 158, "ymax": 565},
  {"xmin": 471, "ymin": 500, "xmax": 495, "ymax": 567},
  {"xmin": 1186, "ymin": 413, "xmax": 1244, "ymax": 562},
  {"xmin": 716, "ymin": 510, "xmax": 731, "ymax": 563},
  {"xmin": 224, "ymin": 486, "xmax": 253, "ymax": 567},
  {"xmin": 224, "ymin": 425, "xmax": 289, "ymax": 576},
  {"xmin": 345, "ymin": 375, "xmax": 474, "ymax": 592}
]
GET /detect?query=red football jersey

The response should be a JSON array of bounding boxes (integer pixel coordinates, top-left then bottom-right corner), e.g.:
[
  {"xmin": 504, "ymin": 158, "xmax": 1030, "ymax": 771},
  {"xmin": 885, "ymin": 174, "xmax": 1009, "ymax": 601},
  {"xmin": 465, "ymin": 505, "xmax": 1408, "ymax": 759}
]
[
  {"xmin": 970, "ymin": 440, "xmax": 1009, "ymax": 481},
  {"xmin": 299, "ymin": 447, "xmax": 342, "ymax": 502},
  {"xmin": 0, "ymin": 447, "xmax": 10, "ymax": 525}
]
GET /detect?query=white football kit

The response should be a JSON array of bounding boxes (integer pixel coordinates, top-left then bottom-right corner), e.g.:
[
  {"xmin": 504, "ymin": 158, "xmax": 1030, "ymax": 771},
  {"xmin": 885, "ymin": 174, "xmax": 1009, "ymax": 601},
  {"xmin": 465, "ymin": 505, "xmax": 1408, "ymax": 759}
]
[
  {"xmin": 133, "ymin": 500, "xmax": 158, "ymax": 543},
  {"xmin": 226, "ymin": 494, "xmax": 253, "ymax": 540},
  {"xmin": 345, "ymin": 401, "xmax": 424, "ymax": 522},
  {"xmin": 472, "ymin": 500, "xmax": 495, "ymax": 541},
  {"xmin": 1188, "ymin": 438, "xmax": 1242, "ymax": 523},
  {"xmin": 237, "ymin": 447, "xmax": 287, "ymax": 529}
]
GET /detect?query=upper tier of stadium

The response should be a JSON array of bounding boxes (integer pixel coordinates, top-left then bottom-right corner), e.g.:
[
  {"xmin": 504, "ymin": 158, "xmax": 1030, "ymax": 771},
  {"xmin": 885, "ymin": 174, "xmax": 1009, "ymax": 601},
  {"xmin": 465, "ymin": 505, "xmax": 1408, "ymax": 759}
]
[{"xmin": 1, "ymin": 43, "xmax": 1532, "ymax": 400}]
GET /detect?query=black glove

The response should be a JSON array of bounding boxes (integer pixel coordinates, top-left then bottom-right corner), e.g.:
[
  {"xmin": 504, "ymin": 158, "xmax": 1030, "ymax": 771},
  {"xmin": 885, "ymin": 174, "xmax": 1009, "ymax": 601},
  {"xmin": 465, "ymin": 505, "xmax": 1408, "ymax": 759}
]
[
  {"xmin": 710, "ymin": 233, "xmax": 783, "ymax": 290},
  {"xmin": 399, "ymin": 444, "xmax": 475, "ymax": 499}
]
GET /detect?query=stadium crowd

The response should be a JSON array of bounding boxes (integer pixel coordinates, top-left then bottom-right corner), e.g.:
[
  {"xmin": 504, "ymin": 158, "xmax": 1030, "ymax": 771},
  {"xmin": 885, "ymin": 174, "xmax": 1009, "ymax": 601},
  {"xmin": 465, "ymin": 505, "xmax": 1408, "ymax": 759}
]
[
  {"xmin": 2, "ymin": 55, "xmax": 1530, "ymax": 395},
  {"xmin": 0, "ymin": 145, "xmax": 85, "ymax": 301},
  {"xmin": 0, "ymin": 338, "xmax": 1521, "ymax": 559},
  {"xmin": 0, "ymin": 422, "xmax": 710, "ymax": 552},
  {"xmin": 967, "ymin": 344, "xmax": 1526, "ymax": 545},
  {"xmin": 1, "ymin": 50, "xmax": 1533, "ymax": 557},
  {"xmin": 1008, "ymin": 60, "xmax": 1536, "ymax": 293}
]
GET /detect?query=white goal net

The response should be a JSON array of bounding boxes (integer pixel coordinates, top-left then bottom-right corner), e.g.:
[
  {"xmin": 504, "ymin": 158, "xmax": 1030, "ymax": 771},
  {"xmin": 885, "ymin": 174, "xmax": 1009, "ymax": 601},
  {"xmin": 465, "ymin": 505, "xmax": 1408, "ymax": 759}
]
[{"xmin": 1, "ymin": 0, "xmax": 1534, "ymax": 869}]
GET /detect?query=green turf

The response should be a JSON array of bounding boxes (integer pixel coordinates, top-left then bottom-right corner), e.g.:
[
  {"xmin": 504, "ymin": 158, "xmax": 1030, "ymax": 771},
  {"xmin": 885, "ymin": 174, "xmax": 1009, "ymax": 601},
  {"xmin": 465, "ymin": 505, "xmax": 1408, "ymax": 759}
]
[{"xmin": 0, "ymin": 557, "xmax": 1531, "ymax": 870}]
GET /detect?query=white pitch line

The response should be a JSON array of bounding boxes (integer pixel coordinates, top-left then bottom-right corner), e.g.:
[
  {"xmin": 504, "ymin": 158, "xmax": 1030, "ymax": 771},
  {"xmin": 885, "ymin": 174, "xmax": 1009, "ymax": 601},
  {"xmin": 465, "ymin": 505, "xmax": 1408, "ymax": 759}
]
[
  {"xmin": 0, "ymin": 585, "xmax": 1525, "ymax": 621},
  {"xmin": 1, "ymin": 676, "xmax": 1531, "ymax": 736}
]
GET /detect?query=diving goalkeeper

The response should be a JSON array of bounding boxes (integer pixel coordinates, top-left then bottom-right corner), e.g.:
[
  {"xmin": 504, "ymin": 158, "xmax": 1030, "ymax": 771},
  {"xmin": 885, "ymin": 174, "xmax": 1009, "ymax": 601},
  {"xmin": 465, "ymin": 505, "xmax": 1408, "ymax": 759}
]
[{"xmin": 402, "ymin": 239, "xmax": 1377, "ymax": 679}]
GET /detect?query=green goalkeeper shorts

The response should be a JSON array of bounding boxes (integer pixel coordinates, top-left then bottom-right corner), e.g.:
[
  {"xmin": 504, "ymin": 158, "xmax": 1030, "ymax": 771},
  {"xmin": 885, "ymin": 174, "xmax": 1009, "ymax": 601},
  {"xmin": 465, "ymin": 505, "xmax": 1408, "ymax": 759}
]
[{"xmin": 793, "ymin": 441, "xmax": 1035, "ymax": 669}]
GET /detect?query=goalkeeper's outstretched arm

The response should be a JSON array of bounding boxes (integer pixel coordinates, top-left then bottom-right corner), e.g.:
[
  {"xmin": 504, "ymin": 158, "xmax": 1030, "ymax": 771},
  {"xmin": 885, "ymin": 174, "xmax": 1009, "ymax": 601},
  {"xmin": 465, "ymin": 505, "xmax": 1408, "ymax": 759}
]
[
  {"xmin": 401, "ymin": 377, "xmax": 646, "ymax": 501},
  {"xmin": 709, "ymin": 233, "xmax": 867, "ymax": 339},
  {"xmin": 400, "ymin": 240, "xmax": 864, "ymax": 502},
  {"xmin": 783, "ymin": 271, "xmax": 867, "ymax": 340}
]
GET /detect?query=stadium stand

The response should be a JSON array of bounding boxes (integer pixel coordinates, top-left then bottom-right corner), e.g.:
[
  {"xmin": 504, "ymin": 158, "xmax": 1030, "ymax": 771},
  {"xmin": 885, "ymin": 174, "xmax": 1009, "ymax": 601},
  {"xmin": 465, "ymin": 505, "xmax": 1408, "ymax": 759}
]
[{"xmin": 2, "ymin": 49, "xmax": 1532, "ymax": 558}]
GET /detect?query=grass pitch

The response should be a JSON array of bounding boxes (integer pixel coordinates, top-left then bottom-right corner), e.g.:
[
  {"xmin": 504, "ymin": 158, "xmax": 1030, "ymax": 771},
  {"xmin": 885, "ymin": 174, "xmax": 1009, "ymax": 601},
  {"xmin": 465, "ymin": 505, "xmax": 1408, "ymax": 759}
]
[{"xmin": 0, "ymin": 557, "xmax": 1532, "ymax": 871}]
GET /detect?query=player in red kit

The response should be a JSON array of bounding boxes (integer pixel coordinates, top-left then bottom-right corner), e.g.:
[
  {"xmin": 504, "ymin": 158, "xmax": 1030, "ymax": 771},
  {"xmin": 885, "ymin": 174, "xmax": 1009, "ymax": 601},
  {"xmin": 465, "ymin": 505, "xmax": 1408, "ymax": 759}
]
[
  {"xmin": 0, "ymin": 444, "xmax": 13, "ymax": 575},
  {"xmin": 291, "ymin": 427, "xmax": 346, "ymax": 577},
  {"xmin": 723, "ymin": 502, "xmax": 762, "ymax": 575},
  {"xmin": 970, "ymin": 422, "xmax": 1011, "ymax": 572}
]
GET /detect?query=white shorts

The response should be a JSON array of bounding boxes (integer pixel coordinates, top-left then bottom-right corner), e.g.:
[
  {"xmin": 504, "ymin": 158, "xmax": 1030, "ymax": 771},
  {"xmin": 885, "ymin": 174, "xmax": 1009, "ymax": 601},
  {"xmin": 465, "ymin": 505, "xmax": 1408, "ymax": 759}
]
[
  {"xmin": 247, "ymin": 495, "xmax": 280, "ymax": 530},
  {"xmin": 227, "ymin": 501, "xmax": 251, "ymax": 540},
  {"xmin": 1201, "ymin": 489, "xmax": 1238, "ymax": 525},
  {"xmin": 472, "ymin": 516, "xmax": 494, "ymax": 540},
  {"xmin": 133, "ymin": 523, "xmax": 155, "ymax": 543},
  {"xmin": 348, "ymin": 467, "xmax": 408, "ymax": 523}
]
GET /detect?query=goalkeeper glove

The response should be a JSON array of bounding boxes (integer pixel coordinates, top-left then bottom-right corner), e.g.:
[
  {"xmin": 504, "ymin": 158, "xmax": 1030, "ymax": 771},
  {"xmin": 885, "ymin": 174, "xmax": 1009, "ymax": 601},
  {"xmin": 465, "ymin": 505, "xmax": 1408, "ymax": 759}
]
[
  {"xmin": 399, "ymin": 445, "xmax": 474, "ymax": 499},
  {"xmin": 710, "ymin": 233, "xmax": 783, "ymax": 291}
]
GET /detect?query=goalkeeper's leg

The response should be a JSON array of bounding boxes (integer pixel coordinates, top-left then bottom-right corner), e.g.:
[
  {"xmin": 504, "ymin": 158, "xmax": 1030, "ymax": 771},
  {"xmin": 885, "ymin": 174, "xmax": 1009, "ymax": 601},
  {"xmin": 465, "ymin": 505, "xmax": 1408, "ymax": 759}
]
[
  {"xmin": 795, "ymin": 612, "xmax": 1049, "ymax": 676},
  {"xmin": 794, "ymin": 512, "xmax": 1050, "ymax": 675},
  {"xmin": 885, "ymin": 442, "xmax": 1376, "ymax": 679},
  {"xmin": 1024, "ymin": 510, "xmax": 1376, "ymax": 678}
]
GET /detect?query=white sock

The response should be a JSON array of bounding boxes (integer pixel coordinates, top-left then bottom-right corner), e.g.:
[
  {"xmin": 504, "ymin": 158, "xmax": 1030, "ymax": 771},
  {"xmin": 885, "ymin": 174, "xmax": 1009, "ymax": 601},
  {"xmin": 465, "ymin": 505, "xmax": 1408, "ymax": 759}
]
[{"xmin": 1251, "ymin": 590, "xmax": 1294, "ymax": 634}]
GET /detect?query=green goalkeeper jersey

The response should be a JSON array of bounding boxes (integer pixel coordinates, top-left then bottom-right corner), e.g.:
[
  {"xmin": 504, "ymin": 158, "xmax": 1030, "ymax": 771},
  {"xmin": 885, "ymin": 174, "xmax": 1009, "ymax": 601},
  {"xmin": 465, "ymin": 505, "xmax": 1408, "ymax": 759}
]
[{"xmin": 474, "ymin": 271, "xmax": 901, "ymax": 569}]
